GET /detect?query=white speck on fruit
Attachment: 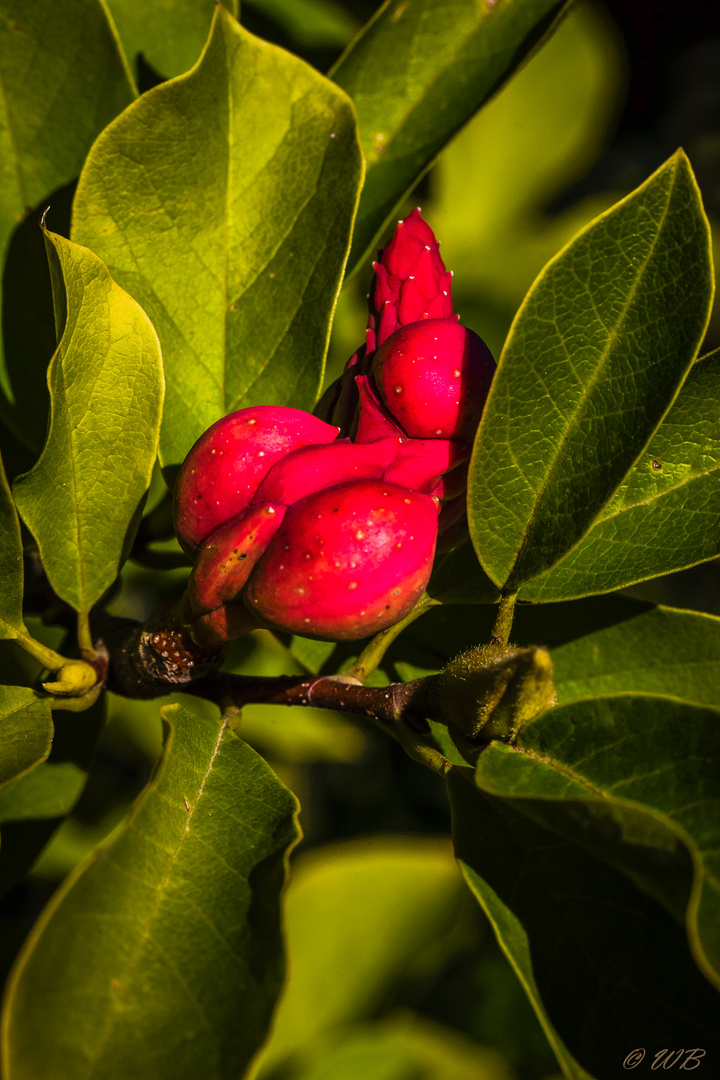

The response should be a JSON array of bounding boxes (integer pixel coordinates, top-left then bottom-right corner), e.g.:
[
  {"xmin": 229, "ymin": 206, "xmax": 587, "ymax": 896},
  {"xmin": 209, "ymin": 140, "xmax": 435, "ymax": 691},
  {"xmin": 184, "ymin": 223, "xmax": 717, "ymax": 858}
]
[
  {"xmin": 258, "ymin": 451, "xmax": 265, "ymax": 457},
  {"xmin": 349, "ymin": 582, "xmax": 357, "ymax": 589},
  {"xmin": 247, "ymin": 419, "xmax": 256, "ymax": 425},
  {"xmin": 454, "ymin": 369, "xmax": 461, "ymax": 377},
  {"xmin": 355, "ymin": 530, "xmax": 364, "ymax": 540},
  {"xmin": 394, "ymin": 386, "xmax": 402, "ymax": 394}
]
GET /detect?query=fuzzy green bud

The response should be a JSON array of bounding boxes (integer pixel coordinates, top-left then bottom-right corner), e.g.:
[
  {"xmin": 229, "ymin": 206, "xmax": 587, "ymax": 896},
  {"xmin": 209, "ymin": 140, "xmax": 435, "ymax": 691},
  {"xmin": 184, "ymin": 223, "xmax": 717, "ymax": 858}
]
[{"xmin": 433, "ymin": 643, "xmax": 556, "ymax": 762}]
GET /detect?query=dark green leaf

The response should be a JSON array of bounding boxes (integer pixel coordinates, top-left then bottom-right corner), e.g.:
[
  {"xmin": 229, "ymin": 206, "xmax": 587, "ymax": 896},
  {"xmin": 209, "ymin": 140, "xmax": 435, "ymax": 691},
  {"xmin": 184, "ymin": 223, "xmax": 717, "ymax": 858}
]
[
  {"xmin": 449, "ymin": 771, "xmax": 720, "ymax": 1080},
  {"xmin": 0, "ymin": 764, "xmax": 85, "ymax": 825},
  {"xmin": 428, "ymin": 543, "xmax": 500, "ymax": 605},
  {"xmin": 0, "ymin": 0, "xmax": 135, "ymax": 434},
  {"xmin": 12, "ymin": 231, "xmax": 163, "ymax": 624},
  {"xmin": 332, "ymin": 0, "xmax": 567, "ymax": 274},
  {"xmin": 0, "ymin": 686, "xmax": 52, "ymax": 792},
  {"xmin": 520, "ymin": 350, "xmax": 720, "ymax": 599},
  {"xmin": 73, "ymin": 5, "xmax": 363, "ymax": 469},
  {"xmin": 1, "ymin": 703, "xmax": 300, "ymax": 1080},
  {"xmin": 104, "ymin": 0, "xmax": 237, "ymax": 80},
  {"xmin": 0, "ymin": 453, "xmax": 23, "ymax": 640},
  {"xmin": 552, "ymin": 604, "xmax": 720, "ymax": 705},
  {"xmin": 469, "ymin": 151, "xmax": 713, "ymax": 591},
  {"xmin": 0, "ymin": 694, "xmax": 106, "ymax": 897},
  {"xmin": 473, "ymin": 695, "xmax": 720, "ymax": 990}
]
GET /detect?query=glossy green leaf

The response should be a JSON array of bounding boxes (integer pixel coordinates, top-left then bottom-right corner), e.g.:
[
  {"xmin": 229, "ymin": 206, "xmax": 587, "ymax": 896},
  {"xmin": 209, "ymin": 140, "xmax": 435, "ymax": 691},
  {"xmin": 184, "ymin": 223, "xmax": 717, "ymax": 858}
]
[
  {"xmin": 12, "ymin": 231, "xmax": 163, "ymax": 621},
  {"xmin": 520, "ymin": 350, "xmax": 720, "ymax": 600},
  {"xmin": 0, "ymin": 686, "xmax": 52, "ymax": 792},
  {"xmin": 469, "ymin": 151, "xmax": 714, "ymax": 592},
  {"xmin": 552, "ymin": 604, "xmax": 720, "ymax": 705},
  {"xmin": 1, "ymin": 703, "xmax": 300, "ymax": 1080},
  {"xmin": 473, "ymin": 695, "xmax": 720, "ymax": 990},
  {"xmin": 332, "ymin": 0, "xmax": 567, "ymax": 274},
  {"xmin": 0, "ymin": 453, "xmax": 23, "ymax": 640},
  {"xmin": 104, "ymin": 0, "xmax": 237, "ymax": 80},
  {"xmin": 0, "ymin": 0, "xmax": 135, "ymax": 424},
  {"xmin": 449, "ymin": 771, "xmax": 720, "ymax": 1080},
  {"xmin": 73, "ymin": 5, "xmax": 363, "ymax": 469},
  {"xmin": 255, "ymin": 837, "xmax": 468, "ymax": 1076}
]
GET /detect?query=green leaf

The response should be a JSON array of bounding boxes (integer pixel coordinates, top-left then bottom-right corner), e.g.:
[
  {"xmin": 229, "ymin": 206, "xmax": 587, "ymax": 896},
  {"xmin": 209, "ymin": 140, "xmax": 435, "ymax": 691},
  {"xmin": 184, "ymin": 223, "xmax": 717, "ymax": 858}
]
[
  {"xmin": 430, "ymin": 0, "xmax": 622, "ymax": 323},
  {"xmin": 0, "ymin": 695, "xmax": 106, "ymax": 897},
  {"xmin": 104, "ymin": 0, "xmax": 237, "ymax": 80},
  {"xmin": 428, "ymin": 543, "xmax": 501, "ymax": 605},
  {"xmin": 12, "ymin": 231, "xmax": 163, "ymax": 625},
  {"xmin": 245, "ymin": 0, "xmax": 360, "ymax": 49},
  {"xmin": 255, "ymin": 837, "xmax": 468, "ymax": 1076},
  {"xmin": 331, "ymin": 0, "xmax": 568, "ymax": 275},
  {"xmin": 73, "ymin": 5, "xmax": 363, "ymax": 469},
  {"xmin": 520, "ymin": 349, "xmax": 720, "ymax": 600},
  {"xmin": 270, "ymin": 1015, "xmax": 509, "ymax": 1080},
  {"xmin": 0, "ymin": 453, "xmax": 23, "ymax": 640},
  {"xmin": 0, "ymin": 0, "xmax": 135, "ymax": 415},
  {"xmin": 0, "ymin": 686, "xmax": 52, "ymax": 792},
  {"xmin": 0, "ymin": 763, "xmax": 85, "ymax": 825},
  {"xmin": 449, "ymin": 771, "xmax": 720, "ymax": 1080},
  {"xmin": 473, "ymin": 695, "xmax": 720, "ymax": 990},
  {"xmin": 552, "ymin": 604, "xmax": 720, "ymax": 706},
  {"xmin": 1, "ymin": 703, "xmax": 300, "ymax": 1080},
  {"xmin": 469, "ymin": 151, "xmax": 714, "ymax": 591}
]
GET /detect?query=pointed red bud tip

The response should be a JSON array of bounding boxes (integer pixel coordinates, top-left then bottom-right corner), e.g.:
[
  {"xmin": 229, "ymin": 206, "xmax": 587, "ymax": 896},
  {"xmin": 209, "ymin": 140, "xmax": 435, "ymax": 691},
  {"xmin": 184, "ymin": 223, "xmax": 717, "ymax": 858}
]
[
  {"xmin": 371, "ymin": 208, "xmax": 453, "ymax": 345},
  {"xmin": 173, "ymin": 406, "xmax": 339, "ymax": 555},
  {"xmin": 371, "ymin": 319, "xmax": 495, "ymax": 442},
  {"xmin": 244, "ymin": 480, "xmax": 439, "ymax": 641}
]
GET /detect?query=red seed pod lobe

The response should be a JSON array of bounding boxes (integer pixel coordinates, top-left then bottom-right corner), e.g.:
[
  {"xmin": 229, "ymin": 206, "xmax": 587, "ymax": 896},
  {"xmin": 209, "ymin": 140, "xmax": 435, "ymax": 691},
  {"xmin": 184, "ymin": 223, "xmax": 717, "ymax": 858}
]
[
  {"xmin": 244, "ymin": 479, "xmax": 439, "ymax": 641},
  {"xmin": 173, "ymin": 406, "xmax": 339, "ymax": 554},
  {"xmin": 371, "ymin": 319, "xmax": 495, "ymax": 442}
]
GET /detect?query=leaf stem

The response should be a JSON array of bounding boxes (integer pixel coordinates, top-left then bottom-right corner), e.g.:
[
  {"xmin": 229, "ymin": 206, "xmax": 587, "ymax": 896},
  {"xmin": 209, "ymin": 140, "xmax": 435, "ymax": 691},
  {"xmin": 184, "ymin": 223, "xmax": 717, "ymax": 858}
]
[
  {"xmin": 14, "ymin": 631, "xmax": 70, "ymax": 673},
  {"xmin": 345, "ymin": 593, "xmax": 440, "ymax": 682},
  {"xmin": 491, "ymin": 591, "xmax": 517, "ymax": 645},
  {"xmin": 77, "ymin": 611, "xmax": 95, "ymax": 658}
]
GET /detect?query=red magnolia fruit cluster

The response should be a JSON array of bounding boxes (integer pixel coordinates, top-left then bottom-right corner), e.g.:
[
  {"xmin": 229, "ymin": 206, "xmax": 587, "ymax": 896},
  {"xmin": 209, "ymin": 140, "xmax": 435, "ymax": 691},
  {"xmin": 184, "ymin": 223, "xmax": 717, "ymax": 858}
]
[{"xmin": 173, "ymin": 210, "xmax": 495, "ymax": 644}]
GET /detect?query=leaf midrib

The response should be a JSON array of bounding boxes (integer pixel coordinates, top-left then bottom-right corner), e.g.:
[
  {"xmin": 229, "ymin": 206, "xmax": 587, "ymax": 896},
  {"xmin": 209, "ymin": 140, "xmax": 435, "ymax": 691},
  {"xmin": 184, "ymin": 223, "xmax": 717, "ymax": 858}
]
[
  {"xmin": 505, "ymin": 163, "xmax": 677, "ymax": 588},
  {"xmin": 82, "ymin": 718, "xmax": 230, "ymax": 1078}
]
